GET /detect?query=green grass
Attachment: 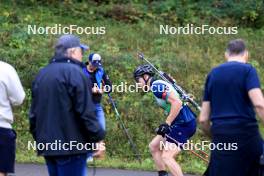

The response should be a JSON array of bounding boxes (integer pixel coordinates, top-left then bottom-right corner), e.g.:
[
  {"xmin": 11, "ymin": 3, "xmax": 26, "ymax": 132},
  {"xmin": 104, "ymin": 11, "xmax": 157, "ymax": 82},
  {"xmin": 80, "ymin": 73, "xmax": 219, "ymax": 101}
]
[{"xmin": 1, "ymin": 1, "xmax": 264, "ymax": 175}]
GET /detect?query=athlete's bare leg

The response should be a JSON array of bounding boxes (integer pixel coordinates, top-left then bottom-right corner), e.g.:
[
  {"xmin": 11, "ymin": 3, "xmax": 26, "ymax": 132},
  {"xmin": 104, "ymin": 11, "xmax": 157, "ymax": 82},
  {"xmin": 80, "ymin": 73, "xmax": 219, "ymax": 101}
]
[
  {"xmin": 149, "ymin": 135, "xmax": 167, "ymax": 171},
  {"xmin": 162, "ymin": 141, "xmax": 183, "ymax": 176}
]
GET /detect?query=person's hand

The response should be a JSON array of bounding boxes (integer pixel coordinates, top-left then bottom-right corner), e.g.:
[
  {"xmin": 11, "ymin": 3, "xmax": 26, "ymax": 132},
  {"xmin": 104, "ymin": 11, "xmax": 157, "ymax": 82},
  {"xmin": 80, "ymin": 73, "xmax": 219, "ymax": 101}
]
[
  {"xmin": 93, "ymin": 149, "xmax": 105, "ymax": 159},
  {"xmin": 98, "ymin": 88, "xmax": 104, "ymax": 94},
  {"xmin": 92, "ymin": 87, "xmax": 100, "ymax": 94},
  {"xmin": 156, "ymin": 123, "xmax": 170, "ymax": 137},
  {"xmin": 92, "ymin": 87, "xmax": 97, "ymax": 93},
  {"xmin": 93, "ymin": 142, "xmax": 106, "ymax": 159}
]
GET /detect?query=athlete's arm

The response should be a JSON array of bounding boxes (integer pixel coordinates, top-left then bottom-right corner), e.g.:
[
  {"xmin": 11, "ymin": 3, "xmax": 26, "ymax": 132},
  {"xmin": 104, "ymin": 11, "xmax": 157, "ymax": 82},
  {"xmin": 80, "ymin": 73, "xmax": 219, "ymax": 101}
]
[
  {"xmin": 166, "ymin": 92, "xmax": 182, "ymax": 125},
  {"xmin": 198, "ymin": 101, "xmax": 211, "ymax": 137},
  {"xmin": 245, "ymin": 66, "xmax": 264, "ymax": 124},
  {"xmin": 249, "ymin": 88, "xmax": 264, "ymax": 124}
]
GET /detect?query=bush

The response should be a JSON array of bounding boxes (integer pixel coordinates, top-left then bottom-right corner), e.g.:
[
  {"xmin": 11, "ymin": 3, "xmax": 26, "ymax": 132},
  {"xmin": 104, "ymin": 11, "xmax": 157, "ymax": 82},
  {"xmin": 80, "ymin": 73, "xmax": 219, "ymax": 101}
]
[
  {"xmin": 150, "ymin": 0, "xmax": 264, "ymax": 27},
  {"xmin": 1, "ymin": 1, "xmax": 264, "ymax": 174}
]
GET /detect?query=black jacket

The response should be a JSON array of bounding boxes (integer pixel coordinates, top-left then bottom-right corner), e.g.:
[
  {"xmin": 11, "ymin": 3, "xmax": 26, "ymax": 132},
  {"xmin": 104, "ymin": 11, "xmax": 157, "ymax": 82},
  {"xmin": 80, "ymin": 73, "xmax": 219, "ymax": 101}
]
[
  {"xmin": 29, "ymin": 56, "xmax": 105, "ymax": 156},
  {"xmin": 83, "ymin": 68, "xmax": 112, "ymax": 103}
]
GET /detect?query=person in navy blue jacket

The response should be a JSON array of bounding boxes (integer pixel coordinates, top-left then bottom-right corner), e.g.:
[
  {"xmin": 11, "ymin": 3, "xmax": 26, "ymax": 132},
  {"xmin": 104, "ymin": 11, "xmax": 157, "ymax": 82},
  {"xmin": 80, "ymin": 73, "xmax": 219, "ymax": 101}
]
[
  {"xmin": 29, "ymin": 35, "xmax": 105, "ymax": 176},
  {"xmin": 83, "ymin": 53, "xmax": 112, "ymax": 159},
  {"xmin": 199, "ymin": 39, "xmax": 264, "ymax": 176}
]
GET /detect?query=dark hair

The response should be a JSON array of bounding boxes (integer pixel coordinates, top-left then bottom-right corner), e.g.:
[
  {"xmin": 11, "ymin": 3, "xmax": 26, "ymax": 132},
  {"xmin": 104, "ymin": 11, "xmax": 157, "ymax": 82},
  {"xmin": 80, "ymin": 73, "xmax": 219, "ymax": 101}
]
[
  {"xmin": 54, "ymin": 45, "xmax": 68, "ymax": 58},
  {"xmin": 226, "ymin": 39, "xmax": 247, "ymax": 56}
]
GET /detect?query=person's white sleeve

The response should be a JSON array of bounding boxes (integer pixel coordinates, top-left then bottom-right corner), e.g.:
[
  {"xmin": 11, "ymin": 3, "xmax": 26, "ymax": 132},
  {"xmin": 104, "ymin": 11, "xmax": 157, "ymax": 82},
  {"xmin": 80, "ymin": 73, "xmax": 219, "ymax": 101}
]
[{"xmin": 7, "ymin": 66, "xmax": 25, "ymax": 106}]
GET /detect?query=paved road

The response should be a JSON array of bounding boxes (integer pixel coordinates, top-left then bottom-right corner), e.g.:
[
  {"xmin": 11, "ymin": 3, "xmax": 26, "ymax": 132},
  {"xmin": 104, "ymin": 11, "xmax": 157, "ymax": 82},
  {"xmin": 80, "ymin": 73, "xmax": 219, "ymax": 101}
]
[{"xmin": 14, "ymin": 164, "xmax": 197, "ymax": 176}]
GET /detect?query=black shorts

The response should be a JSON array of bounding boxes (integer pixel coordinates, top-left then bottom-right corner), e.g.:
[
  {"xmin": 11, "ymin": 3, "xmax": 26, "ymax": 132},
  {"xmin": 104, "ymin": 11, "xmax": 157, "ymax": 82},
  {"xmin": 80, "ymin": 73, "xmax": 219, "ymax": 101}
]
[
  {"xmin": 204, "ymin": 133, "xmax": 263, "ymax": 176},
  {"xmin": 0, "ymin": 127, "xmax": 16, "ymax": 173},
  {"xmin": 166, "ymin": 119, "xmax": 196, "ymax": 146}
]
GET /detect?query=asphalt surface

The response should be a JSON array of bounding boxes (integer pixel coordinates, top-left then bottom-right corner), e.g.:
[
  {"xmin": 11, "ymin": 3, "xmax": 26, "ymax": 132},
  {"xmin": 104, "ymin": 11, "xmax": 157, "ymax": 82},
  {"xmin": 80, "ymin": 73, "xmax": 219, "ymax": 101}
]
[{"xmin": 13, "ymin": 164, "xmax": 197, "ymax": 176}]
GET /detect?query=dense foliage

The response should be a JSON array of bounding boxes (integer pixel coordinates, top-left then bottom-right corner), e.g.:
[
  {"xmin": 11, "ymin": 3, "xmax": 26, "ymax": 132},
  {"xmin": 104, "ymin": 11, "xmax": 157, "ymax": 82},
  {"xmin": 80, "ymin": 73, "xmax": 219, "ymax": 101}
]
[{"xmin": 1, "ymin": 0, "xmax": 264, "ymax": 174}]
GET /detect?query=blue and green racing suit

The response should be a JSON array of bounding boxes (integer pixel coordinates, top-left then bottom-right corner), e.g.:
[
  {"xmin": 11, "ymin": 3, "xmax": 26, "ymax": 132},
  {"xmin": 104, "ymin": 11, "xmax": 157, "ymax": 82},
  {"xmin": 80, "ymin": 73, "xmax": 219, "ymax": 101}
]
[{"xmin": 150, "ymin": 79, "xmax": 197, "ymax": 145}]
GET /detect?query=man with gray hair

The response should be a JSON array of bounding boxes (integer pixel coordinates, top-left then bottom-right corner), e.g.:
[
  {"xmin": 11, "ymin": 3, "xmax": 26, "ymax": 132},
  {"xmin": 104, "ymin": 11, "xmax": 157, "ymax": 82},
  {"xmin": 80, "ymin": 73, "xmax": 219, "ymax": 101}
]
[
  {"xmin": 29, "ymin": 34, "xmax": 105, "ymax": 176},
  {"xmin": 199, "ymin": 39, "xmax": 264, "ymax": 176}
]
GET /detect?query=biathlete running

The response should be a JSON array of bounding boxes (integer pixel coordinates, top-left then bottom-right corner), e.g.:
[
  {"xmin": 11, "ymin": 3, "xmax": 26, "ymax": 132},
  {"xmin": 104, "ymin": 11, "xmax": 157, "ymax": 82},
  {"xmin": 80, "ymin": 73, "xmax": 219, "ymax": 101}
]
[{"xmin": 133, "ymin": 64, "xmax": 197, "ymax": 176}]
